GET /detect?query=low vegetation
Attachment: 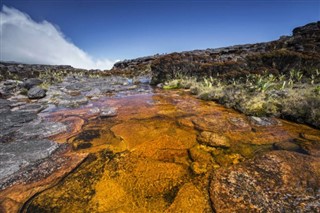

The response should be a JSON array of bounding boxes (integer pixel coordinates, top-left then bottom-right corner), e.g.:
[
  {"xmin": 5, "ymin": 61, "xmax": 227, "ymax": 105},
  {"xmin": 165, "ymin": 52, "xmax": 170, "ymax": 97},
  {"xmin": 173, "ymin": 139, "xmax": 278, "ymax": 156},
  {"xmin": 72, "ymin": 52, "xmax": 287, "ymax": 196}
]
[{"xmin": 163, "ymin": 69, "xmax": 320, "ymax": 128}]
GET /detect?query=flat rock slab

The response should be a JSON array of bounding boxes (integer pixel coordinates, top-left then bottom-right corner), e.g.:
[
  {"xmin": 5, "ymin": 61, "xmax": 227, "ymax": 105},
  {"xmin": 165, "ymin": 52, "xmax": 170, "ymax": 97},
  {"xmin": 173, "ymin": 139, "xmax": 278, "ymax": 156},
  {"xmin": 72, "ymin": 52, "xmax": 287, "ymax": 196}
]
[
  {"xmin": 12, "ymin": 104, "xmax": 45, "ymax": 113},
  {"xmin": 55, "ymin": 95, "xmax": 88, "ymax": 107},
  {"xmin": 0, "ymin": 111, "xmax": 37, "ymax": 142},
  {"xmin": 210, "ymin": 151, "xmax": 320, "ymax": 212},
  {"xmin": 100, "ymin": 106, "xmax": 117, "ymax": 117},
  {"xmin": 17, "ymin": 121, "xmax": 67, "ymax": 139},
  {"xmin": 197, "ymin": 131, "xmax": 231, "ymax": 148},
  {"xmin": 249, "ymin": 116, "xmax": 280, "ymax": 126},
  {"xmin": 0, "ymin": 139, "xmax": 59, "ymax": 182},
  {"xmin": 0, "ymin": 99, "xmax": 11, "ymax": 114}
]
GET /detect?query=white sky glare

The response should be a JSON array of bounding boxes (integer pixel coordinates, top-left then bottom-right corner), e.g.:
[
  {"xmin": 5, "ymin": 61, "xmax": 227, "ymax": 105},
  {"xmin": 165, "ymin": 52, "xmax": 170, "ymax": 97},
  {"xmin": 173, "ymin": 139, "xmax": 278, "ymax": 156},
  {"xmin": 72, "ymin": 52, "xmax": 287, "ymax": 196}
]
[{"xmin": 0, "ymin": 6, "xmax": 116, "ymax": 70}]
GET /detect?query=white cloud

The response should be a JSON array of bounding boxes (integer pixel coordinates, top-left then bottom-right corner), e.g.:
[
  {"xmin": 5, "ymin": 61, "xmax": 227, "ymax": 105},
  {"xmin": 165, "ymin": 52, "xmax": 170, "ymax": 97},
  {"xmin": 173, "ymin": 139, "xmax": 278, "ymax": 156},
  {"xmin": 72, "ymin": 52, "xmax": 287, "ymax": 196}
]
[{"xmin": 0, "ymin": 5, "xmax": 117, "ymax": 70}]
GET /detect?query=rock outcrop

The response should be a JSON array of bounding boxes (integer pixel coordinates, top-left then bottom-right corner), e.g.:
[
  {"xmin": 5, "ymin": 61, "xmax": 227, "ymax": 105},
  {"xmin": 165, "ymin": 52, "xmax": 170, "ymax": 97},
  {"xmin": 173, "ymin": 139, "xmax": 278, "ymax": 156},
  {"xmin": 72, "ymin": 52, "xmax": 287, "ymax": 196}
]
[
  {"xmin": 106, "ymin": 22, "xmax": 320, "ymax": 84},
  {"xmin": 150, "ymin": 21, "xmax": 320, "ymax": 84},
  {"xmin": 209, "ymin": 151, "xmax": 320, "ymax": 212}
]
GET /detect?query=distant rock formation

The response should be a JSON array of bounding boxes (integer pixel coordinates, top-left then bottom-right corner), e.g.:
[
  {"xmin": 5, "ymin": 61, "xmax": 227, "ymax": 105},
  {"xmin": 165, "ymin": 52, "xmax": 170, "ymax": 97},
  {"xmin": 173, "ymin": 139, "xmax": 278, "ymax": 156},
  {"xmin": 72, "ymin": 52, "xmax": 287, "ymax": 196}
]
[{"xmin": 111, "ymin": 21, "xmax": 320, "ymax": 84}]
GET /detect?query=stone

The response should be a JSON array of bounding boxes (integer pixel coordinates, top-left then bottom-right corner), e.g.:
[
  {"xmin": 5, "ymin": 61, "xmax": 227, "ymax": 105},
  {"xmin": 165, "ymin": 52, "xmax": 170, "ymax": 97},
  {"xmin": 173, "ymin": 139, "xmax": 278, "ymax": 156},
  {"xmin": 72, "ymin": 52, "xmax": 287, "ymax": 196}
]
[
  {"xmin": 0, "ymin": 139, "xmax": 59, "ymax": 181},
  {"xmin": 0, "ymin": 99, "xmax": 11, "ymax": 114},
  {"xmin": 13, "ymin": 104, "xmax": 45, "ymax": 113},
  {"xmin": 22, "ymin": 78, "xmax": 43, "ymax": 89},
  {"xmin": 165, "ymin": 183, "xmax": 210, "ymax": 212},
  {"xmin": 64, "ymin": 83, "xmax": 90, "ymax": 94},
  {"xmin": 188, "ymin": 145, "xmax": 213, "ymax": 163},
  {"xmin": 17, "ymin": 121, "xmax": 67, "ymax": 139},
  {"xmin": 157, "ymin": 83, "xmax": 164, "ymax": 88},
  {"xmin": 249, "ymin": 116, "xmax": 280, "ymax": 127},
  {"xmin": 190, "ymin": 161, "xmax": 207, "ymax": 175},
  {"xmin": 0, "ymin": 111, "xmax": 37, "ymax": 142},
  {"xmin": 273, "ymin": 141, "xmax": 302, "ymax": 153},
  {"xmin": 298, "ymin": 139, "xmax": 320, "ymax": 157},
  {"xmin": 85, "ymin": 88, "xmax": 101, "ymax": 97},
  {"xmin": 228, "ymin": 117, "xmax": 250, "ymax": 129},
  {"xmin": 197, "ymin": 131, "xmax": 230, "ymax": 148},
  {"xmin": 56, "ymin": 95, "xmax": 88, "ymax": 107},
  {"xmin": 100, "ymin": 106, "xmax": 117, "ymax": 117},
  {"xmin": 210, "ymin": 151, "xmax": 320, "ymax": 212},
  {"xmin": 27, "ymin": 86, "xmax": 46, "ymax": 99}
]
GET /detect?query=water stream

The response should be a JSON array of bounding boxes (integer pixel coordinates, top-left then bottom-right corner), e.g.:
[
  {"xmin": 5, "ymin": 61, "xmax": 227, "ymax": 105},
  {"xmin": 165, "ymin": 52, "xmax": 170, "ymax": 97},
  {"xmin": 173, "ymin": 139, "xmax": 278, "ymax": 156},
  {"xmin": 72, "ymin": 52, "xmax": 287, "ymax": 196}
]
[{"xmin": 24, "ymin": 87, "xmax": 320, "ymax": 212}]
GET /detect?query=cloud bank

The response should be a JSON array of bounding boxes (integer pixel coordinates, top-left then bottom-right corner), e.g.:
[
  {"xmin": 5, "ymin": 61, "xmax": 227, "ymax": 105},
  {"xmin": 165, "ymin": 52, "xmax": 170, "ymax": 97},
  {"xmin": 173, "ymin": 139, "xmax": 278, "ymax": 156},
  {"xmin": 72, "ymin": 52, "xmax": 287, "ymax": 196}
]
[{"xmin": 0, "ymin": 6, "xmax": 116, "ymax": 70}]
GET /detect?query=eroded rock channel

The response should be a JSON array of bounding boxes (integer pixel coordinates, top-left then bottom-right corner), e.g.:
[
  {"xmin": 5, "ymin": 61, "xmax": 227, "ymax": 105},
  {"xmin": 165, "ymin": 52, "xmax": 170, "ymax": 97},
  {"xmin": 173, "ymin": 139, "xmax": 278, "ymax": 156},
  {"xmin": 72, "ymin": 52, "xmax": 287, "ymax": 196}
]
[{"xmin": 0, "ymin": 74, "xmax": 320, "ymax": 213}]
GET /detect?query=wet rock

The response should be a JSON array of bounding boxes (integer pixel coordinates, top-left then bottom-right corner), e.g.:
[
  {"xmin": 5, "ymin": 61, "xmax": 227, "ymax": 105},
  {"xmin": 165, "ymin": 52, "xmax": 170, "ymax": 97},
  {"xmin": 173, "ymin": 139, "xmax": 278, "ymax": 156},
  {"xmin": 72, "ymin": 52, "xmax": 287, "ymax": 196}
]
[
  {"xmin": 0, "ymin": 139, "xmax": 59, "ymax": 181},
  {"xmin": 165, "ymin": 183, "xmax": 210, "ymax": 212},
  {"xmin": 125, "ymin": 160, "xmax": 188, "ymax": 198},
  {"xmin": 197, "ymin": 131, "xmax": 230, "ymax": 148},
  {"xmin": 192, "ymin": 115, "xmax": 229, "ymax": 132},
  {"xmin": 300, "ymin": 133, "xmax": 320, "ymax": 142},
  {"xmin": 273, "ymin": 141, "xmax": 302, "ymax": 153},
  {"xmin": 214, "ymin": 153, "xmax": 244, "ymax": 167},
  {"xmin": 190, "ymin": 161, "xmax": 207, "ymax": 175},
  {"xmin": 228, "ymin": 117, "xmax": 250, "ymax": 129},
  {"xmin": 17, "ymin": 121, "xmax": 67, "ymax": 139},
  {"xmin": 100, "ymin": 106, "xmax": 117, "ymax": 117},
  {"xmin": 249, "ymin": 116, "xmax": 280, "ymax": 126},
  {"xmin": 27, "ymin": 86, "xmax": 46, "ymax": 99},
  {"xmin": 189, "ymin": 145, "xmax": 213, "ymax": 163},
  {"xmin": 210, "ymin": 151, "xmax": 320, "ymax": 212},
  {"xmin": 298, "ymin": 140, "xmax": 320, "ymax": 157},
  {"xmin": 22, "ymin": 78, "xmax": 43, "ymax": 89}
]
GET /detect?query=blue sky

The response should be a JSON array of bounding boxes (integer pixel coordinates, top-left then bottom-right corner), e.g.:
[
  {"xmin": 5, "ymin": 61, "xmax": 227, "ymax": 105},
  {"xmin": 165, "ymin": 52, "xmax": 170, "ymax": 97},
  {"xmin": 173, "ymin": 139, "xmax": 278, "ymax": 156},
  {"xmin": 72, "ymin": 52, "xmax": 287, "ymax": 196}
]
[{"xmin": 1, "ymin": 0, "xmax": 319, "ymax": 69}]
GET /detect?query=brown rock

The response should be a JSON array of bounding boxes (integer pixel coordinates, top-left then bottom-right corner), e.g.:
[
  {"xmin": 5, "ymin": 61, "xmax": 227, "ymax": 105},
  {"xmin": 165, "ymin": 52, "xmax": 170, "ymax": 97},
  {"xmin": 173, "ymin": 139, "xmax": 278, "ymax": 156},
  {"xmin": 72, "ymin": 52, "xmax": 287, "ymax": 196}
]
[
  {"xmin": 210, "ymin": 151, "xmax": 320, "ymax": 212},
  {"xmin": 197, "ymin": 131, "xmax": 230, "ymax": 148},
  {"xmin": 273, "ymin": 141, "xmax": 301, "ymax": 152},
  {"xmin": 165, "ymin": 183, "xmax": 210, "ymax": 213}
]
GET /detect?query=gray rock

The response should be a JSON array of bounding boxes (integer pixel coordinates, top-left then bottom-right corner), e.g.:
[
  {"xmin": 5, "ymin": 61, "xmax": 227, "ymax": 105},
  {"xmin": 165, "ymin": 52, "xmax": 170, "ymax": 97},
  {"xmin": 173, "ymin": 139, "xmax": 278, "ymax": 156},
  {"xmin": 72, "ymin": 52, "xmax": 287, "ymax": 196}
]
[
  {"xmin": 85, "ymin": 88, "xmax": 102, "ymax": 97},
  {"xmin": 157, "ymin": 83, "xmax": 164, "ymax": 88},
  {"xmin": 64, "ymin": 83, "xmax": 91, "ymax": 94},
  {"xmin": 17, "ymin": 121, "xmax": 67, "ymax": 139},
  {"xmin": 56, "ymin": 95, "xmax": 88, "ymax": 107},
  {"xmin": 100, "ymin": 106, "xmax": 117, "ymax": 117},
  {"xmin": 249, "ymin": 116, "xmax": 280, "ymax": 127},
  {"xmin": 0, "ymin": 139, "xmax": 59, "ymax": 180},
  {"xmin": 28, "ymin": 86, "xmax": 46, "ymax": 99},
  {"xmin": 13, "ymin": 104, "xmax": 45, "ymax": 113},
  {"xmin": 0, "ymin": 99, "xmax": 11, "ymax": 114},
  {"xmin": 0, "ymin": 111, "xmax": 37, "ymax": 142},
  {"xmin": 22, "ymin": 78, "xmax": 43, "ymax": 89}
]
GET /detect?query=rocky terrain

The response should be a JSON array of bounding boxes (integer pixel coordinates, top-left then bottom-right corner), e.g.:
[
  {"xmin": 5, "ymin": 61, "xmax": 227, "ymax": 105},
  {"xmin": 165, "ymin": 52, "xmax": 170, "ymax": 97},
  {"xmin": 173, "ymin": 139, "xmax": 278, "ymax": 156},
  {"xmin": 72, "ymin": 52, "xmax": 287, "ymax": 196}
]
[
  {"xmin": 111, "ymin": 21, "xmax": 320, "ymax": 84},
  {"xmin": 0, "ymin": 21, "xmax": 320, "ymax": 212}
]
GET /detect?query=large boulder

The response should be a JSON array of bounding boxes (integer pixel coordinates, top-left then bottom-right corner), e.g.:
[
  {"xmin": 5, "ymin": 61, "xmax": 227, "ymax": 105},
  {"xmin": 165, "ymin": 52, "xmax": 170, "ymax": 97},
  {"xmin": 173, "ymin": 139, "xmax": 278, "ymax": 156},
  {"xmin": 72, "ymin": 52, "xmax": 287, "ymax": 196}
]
[
  {"xmin": 27, "ymin": 86, "xmax": 46, "ymax": 99},
  {"xmin": 22, "ymin": 78, "xmax": 43, "ymax": 90},
  {"xmin": 209, "ymin": 151, "xmax": 320, "ymax": 212}
]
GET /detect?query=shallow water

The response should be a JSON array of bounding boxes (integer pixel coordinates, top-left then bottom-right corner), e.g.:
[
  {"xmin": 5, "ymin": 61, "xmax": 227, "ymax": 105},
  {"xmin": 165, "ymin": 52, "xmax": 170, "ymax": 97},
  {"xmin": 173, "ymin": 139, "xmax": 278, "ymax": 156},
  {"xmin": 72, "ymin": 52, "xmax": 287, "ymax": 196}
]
[{"xmin": 25, "ymin": 88, "xmax": 320, "ymax": 212}]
